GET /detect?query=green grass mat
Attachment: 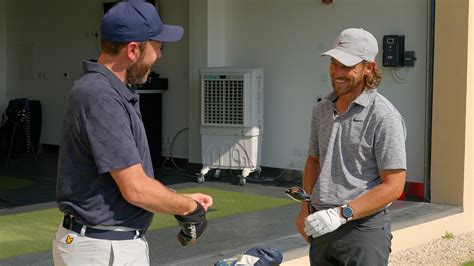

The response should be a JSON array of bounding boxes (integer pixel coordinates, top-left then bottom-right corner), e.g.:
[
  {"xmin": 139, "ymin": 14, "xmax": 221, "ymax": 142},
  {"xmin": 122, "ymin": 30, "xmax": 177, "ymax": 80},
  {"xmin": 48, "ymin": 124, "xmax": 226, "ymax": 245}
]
[
  {"xmin": 0, "ymin": 187, "xmax": 294, "ymax": 260},
  {"xmin": 0, "ymin": 176, "xmax": 37, "ymax": 190}
]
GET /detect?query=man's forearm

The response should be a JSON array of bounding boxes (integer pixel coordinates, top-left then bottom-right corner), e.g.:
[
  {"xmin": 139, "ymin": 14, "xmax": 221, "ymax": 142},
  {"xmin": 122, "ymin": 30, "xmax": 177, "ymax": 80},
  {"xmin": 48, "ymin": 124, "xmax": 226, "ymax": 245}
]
[
  {"xmin": 111, "ymin": 164, "xmax": 197, "ymax": 215},
  {"xmin": 348, "ymin": 169, "xmax": 406, "ymax": 220},
  {"xmin": 131, "ymin": 176, "xmax": 197, "ymax": 215}
]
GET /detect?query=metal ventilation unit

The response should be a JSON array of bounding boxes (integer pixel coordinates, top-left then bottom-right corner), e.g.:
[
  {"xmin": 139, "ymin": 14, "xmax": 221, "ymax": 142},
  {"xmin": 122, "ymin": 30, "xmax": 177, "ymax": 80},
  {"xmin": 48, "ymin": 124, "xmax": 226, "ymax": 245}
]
[{"xmin": 198, "ymin": 67, "xmax": 264, "ymax": 185}]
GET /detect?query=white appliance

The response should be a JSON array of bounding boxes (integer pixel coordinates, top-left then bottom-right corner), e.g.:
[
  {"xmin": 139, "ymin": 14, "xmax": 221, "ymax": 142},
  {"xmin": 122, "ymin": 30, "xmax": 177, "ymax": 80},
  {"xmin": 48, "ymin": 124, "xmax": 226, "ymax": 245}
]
[{"xmin": 198, "ymin": 67, "xmax": 264, "ymax": 185}]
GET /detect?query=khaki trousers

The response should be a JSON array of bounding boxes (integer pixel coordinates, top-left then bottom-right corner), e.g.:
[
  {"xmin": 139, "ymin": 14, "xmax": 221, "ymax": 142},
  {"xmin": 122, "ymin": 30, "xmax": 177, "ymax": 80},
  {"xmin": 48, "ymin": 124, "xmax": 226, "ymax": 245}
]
[{"xmin": 52, "ymin": 224, "xmax": 150, "ymax": 265}]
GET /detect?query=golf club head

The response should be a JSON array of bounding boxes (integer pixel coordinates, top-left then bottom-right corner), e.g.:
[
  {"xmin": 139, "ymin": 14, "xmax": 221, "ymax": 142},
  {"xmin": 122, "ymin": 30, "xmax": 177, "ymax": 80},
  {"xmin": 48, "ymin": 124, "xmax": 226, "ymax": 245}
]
[{"xmin": 285, "ymin": 186, "xmax": 311, "ymax": 202}]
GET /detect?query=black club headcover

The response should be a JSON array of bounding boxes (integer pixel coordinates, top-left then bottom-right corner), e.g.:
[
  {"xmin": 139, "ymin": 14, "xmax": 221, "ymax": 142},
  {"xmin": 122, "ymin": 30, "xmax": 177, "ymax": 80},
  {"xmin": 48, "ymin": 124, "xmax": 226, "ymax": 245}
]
[{"xmin": 174, "ymin": 201, "xmax": 208, "ymax": 246}]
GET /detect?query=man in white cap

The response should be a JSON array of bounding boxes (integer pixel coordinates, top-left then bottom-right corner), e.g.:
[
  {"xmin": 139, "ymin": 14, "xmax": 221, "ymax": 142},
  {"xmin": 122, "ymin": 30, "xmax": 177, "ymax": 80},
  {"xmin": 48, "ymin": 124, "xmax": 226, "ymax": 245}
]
[
  {"xmin": 295, "ymin": 28, "xmax": 407, "ymax": 265},
  {"xmin": 53, "ymin": 0, "xmax": 212, "ymax": 265}
]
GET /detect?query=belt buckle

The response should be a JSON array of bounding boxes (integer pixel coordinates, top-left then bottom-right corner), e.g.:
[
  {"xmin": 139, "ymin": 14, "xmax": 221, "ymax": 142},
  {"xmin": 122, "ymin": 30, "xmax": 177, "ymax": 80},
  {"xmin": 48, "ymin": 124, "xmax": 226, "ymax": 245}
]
[
  {"xmin": 138, "ymin": 228, "xmax": 147, "ymax": 238},
  {"xmin": 63, "ymin": 214, "xmax": 74, "ymax": 230}
]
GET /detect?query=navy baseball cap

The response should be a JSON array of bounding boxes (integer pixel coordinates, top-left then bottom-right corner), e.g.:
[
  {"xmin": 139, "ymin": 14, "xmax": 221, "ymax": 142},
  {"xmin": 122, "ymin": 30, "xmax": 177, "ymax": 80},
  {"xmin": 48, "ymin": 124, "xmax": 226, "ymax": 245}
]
[{"xmin": 101, "ymin": 0, "xmax": 183, "ymax": 43}]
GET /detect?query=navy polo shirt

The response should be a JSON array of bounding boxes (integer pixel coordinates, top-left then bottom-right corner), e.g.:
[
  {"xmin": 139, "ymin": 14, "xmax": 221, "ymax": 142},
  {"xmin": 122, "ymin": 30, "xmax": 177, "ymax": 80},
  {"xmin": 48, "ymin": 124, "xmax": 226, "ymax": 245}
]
[{"xmin": 56, "ymin": 60, "xmax": 154, "ymax": 229}]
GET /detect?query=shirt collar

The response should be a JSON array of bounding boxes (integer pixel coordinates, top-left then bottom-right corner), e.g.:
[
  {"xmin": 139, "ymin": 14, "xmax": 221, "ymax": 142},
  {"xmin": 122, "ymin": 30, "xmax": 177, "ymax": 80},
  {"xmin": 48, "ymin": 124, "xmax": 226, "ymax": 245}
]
[
  {"xmin": 82, "ymin": 60, "xmax": 138, "ymax": 103},
  {"xmin": 353, "ymin": 89, "xmax": 377, "ymax": 108},
  {"xmin": 324, "ymin": 88, "xmax": 377, "ymax": 108}
]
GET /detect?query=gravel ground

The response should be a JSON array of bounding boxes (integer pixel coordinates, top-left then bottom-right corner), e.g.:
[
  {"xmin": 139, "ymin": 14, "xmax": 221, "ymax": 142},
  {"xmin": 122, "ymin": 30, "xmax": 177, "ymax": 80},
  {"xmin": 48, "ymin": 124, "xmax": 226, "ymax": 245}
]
[{"xmin": 389, "ymin": 231, "xmax": 474, "ymax": 265}]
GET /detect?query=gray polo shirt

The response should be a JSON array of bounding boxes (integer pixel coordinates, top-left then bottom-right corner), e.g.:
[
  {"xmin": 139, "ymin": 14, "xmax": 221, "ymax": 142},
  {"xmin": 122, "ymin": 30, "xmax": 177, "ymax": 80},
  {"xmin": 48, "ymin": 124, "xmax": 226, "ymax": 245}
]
[
  {"xmin": 56, "ymin": 60, "xmax": 154, "ymax": 229},
  {"xmin": 308, "ymin": 89, "xmax": 406, "ymax": 209}
]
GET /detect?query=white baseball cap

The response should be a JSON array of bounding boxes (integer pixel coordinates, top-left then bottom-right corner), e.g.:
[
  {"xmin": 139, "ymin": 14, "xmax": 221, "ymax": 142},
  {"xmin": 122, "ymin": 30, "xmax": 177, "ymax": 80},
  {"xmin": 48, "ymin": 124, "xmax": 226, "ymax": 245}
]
[{"xmin": 322, "ymin": 28, "xmax": 378, "ymax": 66}]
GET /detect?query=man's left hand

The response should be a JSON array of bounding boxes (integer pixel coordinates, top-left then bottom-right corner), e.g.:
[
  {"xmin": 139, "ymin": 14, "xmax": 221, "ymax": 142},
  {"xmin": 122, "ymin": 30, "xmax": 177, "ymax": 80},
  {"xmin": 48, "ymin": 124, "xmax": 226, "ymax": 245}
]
[
  {"xmin": 186, "ymin": 193, "xmax": 213, "ymax": 211},
  {"xmin": 304, "ymin": 207, "xmax": 346, "ymax": 238}
]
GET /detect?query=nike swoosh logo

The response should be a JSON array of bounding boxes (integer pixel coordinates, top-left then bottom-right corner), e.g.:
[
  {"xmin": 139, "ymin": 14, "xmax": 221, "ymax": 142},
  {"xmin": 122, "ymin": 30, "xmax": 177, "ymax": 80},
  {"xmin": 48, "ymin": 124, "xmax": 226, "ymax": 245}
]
[{"xmin": 352, "ymin": 117, "xmax": 364, "ymax": 122}]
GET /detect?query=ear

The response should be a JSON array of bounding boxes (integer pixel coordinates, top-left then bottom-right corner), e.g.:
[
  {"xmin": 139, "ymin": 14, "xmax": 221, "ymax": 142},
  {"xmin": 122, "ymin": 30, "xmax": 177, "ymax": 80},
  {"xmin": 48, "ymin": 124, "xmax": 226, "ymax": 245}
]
[
  {"xmin": 364, "ymin": 61, "xmax": 376, "ymax": 75},
  {"xmin": 125, "ymin": 42, "xmax": 141, "ymax": 63}
]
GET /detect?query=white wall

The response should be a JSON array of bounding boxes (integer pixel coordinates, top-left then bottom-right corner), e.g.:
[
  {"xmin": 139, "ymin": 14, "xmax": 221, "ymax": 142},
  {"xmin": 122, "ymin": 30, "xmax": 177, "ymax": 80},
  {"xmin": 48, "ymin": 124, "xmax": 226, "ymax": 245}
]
[
  {"xmin": 188, "ymin": 0, "xmax": 209, "ymax": 163},
  {"xmin": 219, "ymin": 0, "xmax": 428, "ymax": 182},
  {"xmin": 155, "ymin": 0, "xmax": 190, "ymax": 159},
  {"xmin": 6, "ymin": 0, "xmax": 103, "ymax": 144},
  {"xmin": 207, "ymin": 0, "xmax": 227, "ymax": 66},
  {"xmin": 187, "ymin": 0, "xmax": 229, "ymax": 163},
  {"xmin": 4, "ymin": 0, "xmax": 429, "ymax": 183},
  {"xmin": 5, "ymin": 0, "xmax": 190, "ymax": 152},
  {"xmin": 0, "ymin": 0, "xmax": 7, "ymax": 114},
  {"xmin": 186, "ymin": 0, "xmax": 428, "ymax": 182}
]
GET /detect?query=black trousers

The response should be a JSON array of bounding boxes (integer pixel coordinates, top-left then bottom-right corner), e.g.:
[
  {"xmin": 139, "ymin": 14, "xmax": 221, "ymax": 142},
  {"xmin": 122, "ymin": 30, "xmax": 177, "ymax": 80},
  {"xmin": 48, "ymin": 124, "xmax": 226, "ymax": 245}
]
[{"xmin": 309, "ymin": 208, "xmax": 392, "ymax": 266}]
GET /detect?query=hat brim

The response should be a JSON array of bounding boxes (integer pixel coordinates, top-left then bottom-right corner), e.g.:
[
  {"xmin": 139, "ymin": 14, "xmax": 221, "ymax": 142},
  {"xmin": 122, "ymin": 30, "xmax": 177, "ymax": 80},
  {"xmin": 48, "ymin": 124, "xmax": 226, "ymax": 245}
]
[
  {"xmin": 322, "ymin": 48, "xmax": 362, "ymax": 67},
  {"xmin": 150, "ymin": 25, "xmax": 184, "ymax": 42}
]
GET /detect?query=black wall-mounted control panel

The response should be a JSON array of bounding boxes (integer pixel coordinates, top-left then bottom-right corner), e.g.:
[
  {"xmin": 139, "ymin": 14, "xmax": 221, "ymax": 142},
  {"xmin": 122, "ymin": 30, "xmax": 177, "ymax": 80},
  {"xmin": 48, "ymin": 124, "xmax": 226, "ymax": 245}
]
[{"xmin": 383, "ymin": 35, "xmax": 405, "ymax": 67}]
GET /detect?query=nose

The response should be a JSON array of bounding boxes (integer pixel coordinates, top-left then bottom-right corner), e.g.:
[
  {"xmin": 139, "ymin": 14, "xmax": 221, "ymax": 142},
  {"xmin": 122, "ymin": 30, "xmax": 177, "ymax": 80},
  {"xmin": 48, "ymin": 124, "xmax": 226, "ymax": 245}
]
[
  {"xmin": 333, "ymin": 64, "xmax": 342, "ymax": 74},
  {"xmin": 154, "ymin": 48, "xmax": 161, "ymax": 61},
  {"xmin": 157, "ymin": 49, "xmax": 162, "ymax": 59},
  {"xmin": 331, "ymin": 65, "xmax": 347, "ymax": 78}
]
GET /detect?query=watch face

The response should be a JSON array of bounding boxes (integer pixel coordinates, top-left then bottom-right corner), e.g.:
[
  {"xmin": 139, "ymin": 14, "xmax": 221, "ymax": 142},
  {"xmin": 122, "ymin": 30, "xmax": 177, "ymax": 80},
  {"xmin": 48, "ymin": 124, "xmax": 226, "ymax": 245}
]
[{"xmin": 342, "ymin": 206, "xmax": 353, "ymax": 218}]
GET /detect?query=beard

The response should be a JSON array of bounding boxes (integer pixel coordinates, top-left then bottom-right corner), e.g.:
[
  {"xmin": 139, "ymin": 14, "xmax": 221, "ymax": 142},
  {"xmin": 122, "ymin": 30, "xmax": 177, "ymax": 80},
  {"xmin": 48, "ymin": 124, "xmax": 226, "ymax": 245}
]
[
  {"xmin": 126, "ymin": 57, "xmax": 153, "ymax": 85},
  {"xmin": 331, "ymin": 74, "xmax": 365, "ymax": 97}
]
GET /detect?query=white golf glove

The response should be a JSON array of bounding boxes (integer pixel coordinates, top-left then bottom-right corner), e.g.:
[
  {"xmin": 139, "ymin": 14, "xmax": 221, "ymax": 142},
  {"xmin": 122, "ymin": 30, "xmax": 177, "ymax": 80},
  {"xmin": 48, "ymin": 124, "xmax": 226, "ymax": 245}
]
[{"xmin": 304, "ymin": 207, "xmax": 346, "ymax": 238}]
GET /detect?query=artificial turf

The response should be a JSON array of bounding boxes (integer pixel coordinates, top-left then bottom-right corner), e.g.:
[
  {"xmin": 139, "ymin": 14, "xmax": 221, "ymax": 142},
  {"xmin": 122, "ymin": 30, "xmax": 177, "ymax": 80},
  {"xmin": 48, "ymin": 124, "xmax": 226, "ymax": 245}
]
[
  {"xmin": 0, "ymin": 187, "xmax": 294, "ymax": 260},
  {"xmin": 0, "ymin": 176, "xmax": 37, "ymax": 190}
]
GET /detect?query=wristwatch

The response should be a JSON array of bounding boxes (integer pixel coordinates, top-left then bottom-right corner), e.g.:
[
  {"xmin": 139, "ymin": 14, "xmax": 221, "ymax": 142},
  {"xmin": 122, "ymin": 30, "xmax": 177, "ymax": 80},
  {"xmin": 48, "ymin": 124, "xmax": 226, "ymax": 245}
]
[{"xmin": 341, "ymin": 205, "xmax": 353, "ymax": 221}]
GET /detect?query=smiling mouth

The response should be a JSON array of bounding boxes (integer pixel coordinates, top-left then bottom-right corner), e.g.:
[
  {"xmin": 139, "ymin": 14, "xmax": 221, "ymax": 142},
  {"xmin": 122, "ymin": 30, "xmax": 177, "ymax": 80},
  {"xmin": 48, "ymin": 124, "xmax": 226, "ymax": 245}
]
[{"xmin": 334, "ymin": 78, "xmax": 347, "ymax": 83}]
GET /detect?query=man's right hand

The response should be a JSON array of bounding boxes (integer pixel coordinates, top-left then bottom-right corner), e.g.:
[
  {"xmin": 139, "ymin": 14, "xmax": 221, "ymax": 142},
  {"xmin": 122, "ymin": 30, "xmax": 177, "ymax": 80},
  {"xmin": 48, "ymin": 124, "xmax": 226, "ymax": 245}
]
[{"xmin": 296, "ymin": 205, "xmax": 310, "ymax": 243}]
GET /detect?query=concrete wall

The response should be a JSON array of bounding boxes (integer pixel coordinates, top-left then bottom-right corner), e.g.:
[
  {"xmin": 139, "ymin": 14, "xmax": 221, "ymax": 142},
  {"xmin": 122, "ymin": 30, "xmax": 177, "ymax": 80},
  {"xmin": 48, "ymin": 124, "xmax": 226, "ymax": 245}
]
[
  {"xmin": 467, "ymin": 0, "xmax": 474, "ymax": 232},
  {"xmin": 431, "ymin": 0, "xmax": 468, "ymax": 207}
]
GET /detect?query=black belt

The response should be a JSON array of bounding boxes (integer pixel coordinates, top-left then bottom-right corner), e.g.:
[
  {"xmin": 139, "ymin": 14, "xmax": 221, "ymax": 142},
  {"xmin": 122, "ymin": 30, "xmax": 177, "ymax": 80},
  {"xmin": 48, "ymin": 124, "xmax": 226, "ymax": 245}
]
[{"xmin": 62, "ymin": 215, "xmax": 146, "ymax": 241}]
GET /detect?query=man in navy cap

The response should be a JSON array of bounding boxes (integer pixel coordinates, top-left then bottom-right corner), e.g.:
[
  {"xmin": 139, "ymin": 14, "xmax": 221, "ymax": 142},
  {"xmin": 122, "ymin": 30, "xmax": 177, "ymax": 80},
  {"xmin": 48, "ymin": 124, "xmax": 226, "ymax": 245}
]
[
  {"xmin": 53, "ymin": 1, "xmax": 213, "ymax": 264},
  {"xmin": 295, "ymin": 28, "xmax": 406, "ymax": 265}
]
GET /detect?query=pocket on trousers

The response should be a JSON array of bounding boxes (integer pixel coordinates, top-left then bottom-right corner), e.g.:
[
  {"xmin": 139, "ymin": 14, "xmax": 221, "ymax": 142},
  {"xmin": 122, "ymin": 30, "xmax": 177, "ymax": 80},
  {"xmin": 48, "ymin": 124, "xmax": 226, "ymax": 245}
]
[
  {"xmin": 52, "ymin": 231, "xmax": 75, "ymax": 266},
  {"xmin": 355, "ymin": 211, "xmax": 388, "ymax": 232},
  {"xmin": 52, "ymin": 237, "xmax": 73, "ymax": 259},
  {"xmin": 111, "ymin": 237, "xmax": 149, "ymax": 265},
  {"xmin": 54, "ymin": 226, "xmax": 74, "ymax": 251},
  {"xmin": 53, "ymin": 227, "xmax": 113, "ymax": 265}
]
